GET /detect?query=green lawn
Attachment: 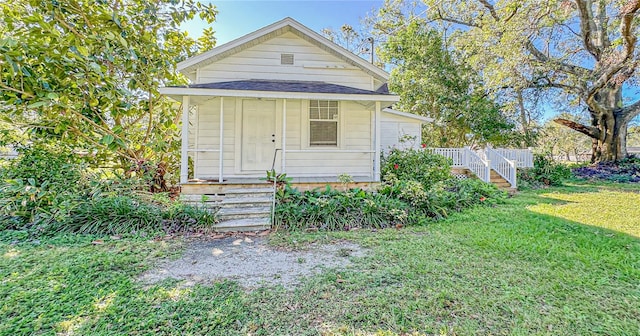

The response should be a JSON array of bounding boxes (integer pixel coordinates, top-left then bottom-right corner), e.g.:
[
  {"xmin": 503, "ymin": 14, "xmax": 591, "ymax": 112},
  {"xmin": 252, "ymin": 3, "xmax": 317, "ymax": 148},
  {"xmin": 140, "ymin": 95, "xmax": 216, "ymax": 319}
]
[{"xmin": 1, "ymin": 182, "xmax": 639, "ymax": 335}]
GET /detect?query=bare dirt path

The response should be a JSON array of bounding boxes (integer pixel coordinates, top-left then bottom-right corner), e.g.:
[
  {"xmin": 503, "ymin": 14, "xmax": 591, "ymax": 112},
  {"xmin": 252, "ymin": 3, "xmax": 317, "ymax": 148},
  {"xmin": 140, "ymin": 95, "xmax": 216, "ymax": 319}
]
[{"xmin": 139, "ymin": 235, "xmax": 366, "ymax": 289}]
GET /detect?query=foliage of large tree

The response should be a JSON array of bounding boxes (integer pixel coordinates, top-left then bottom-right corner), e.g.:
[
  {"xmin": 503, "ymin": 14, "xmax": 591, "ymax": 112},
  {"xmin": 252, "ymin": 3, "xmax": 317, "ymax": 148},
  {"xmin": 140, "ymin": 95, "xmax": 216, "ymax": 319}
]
[
  {"xmin": 378, "ymin": 20, "xmax": 517, "ymax": 147},
  {"xmin": 0, "ymin": 0, "xmax": 216, "ymax": 181},
  {"xmin": 380, "ymin": 0, "xmax": 640, "ymax": 162}
]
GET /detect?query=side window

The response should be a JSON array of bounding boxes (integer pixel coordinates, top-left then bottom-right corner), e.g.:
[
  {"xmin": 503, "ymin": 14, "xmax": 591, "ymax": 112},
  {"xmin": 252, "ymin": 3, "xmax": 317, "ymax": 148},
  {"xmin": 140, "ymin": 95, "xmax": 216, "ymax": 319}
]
[{"xmin": 309, "ymin": 100, "xmax": 338, "ymax": 146}]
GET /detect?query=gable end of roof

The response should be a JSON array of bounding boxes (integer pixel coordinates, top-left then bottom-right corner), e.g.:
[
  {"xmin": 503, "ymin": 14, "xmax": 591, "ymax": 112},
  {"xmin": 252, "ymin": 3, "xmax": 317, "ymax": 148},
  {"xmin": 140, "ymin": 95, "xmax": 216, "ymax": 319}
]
[{"xmin": 178, "ymin": 17, "xmax": 389, "ymax": 81}]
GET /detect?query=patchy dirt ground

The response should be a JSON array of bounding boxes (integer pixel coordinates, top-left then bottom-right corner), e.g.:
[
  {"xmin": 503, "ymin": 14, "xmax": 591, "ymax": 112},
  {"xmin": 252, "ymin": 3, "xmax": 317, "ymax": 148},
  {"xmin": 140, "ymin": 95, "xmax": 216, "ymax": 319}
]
[{"xmin": 139, "ymin": 236, "xmax": 366, "ymax": 289}]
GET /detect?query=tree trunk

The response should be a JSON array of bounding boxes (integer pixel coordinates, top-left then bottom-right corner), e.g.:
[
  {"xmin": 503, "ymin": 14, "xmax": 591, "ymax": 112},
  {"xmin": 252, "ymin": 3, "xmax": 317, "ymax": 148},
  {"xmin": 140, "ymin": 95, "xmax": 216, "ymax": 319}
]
[
  {"xmin": 555, "ymin": 87, "xmax": 630, "ymax": 162},
  {"xmin": 589, "ymin": 87, "xmax": 627, "ymax": 162}
]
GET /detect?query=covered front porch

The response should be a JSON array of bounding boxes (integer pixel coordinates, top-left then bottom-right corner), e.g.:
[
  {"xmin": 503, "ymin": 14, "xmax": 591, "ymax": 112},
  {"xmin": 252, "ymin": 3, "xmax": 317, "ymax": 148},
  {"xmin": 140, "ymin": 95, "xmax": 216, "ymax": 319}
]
[{"xmin": 164, "ymin": 85, "xmax": 399, "ymax": 189}]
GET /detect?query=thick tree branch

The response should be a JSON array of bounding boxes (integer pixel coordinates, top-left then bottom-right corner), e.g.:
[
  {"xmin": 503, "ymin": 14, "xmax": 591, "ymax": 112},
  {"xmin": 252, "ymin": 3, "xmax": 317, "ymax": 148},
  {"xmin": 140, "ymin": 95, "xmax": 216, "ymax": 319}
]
[
  {"xmin": 524, "ymin": 41, "xmax": 591, "ymax": 77},
  {"xmin": 554, "ymin": 118, "xmax": 601, "ymax": 139},
  {"xmin": 434, "ymin": 9, "xmax": 482, "ymax": 28},
  {"xmin": 619, "ymin": 0, "xmax": 640, "ymax": 60},
  {"xmin": 622, "ymin": 98, "xmax": 640, "ymax": 122},
  {"xmin": 575, "ymin": 0, "xmax": 603, "ymax": 59},
  {"xmin": 477, "ymin": 0, "xmax": 499, "ymax": 21},
  {"xmin": 587, "ymin": 1, "xmax": 639, "ymax": 102}
]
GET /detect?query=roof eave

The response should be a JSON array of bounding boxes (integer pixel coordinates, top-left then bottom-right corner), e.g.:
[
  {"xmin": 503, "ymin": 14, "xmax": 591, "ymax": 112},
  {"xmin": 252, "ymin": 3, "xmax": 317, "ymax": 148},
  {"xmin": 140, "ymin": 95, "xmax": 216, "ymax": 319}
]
[
  {"xmin": 382, "ymin": 108, "xmax": 434, "ymax": 123},
  {"xmin": 159, "ymin": 87, "xmax": 399, "ymax": 102}
]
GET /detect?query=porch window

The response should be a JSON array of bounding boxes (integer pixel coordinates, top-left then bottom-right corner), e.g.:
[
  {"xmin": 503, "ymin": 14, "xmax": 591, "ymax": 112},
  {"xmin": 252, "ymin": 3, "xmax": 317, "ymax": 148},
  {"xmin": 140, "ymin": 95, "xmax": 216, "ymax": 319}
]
[{"xmin": 309, "ymin": 100, "xmax": 339, "ymax": 146}]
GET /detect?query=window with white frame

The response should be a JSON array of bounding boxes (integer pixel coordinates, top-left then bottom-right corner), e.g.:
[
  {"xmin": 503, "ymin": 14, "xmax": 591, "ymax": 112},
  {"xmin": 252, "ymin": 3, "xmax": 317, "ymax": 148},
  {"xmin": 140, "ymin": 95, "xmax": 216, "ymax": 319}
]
[{"xmin": 309, "ymin": 100, "xmax": 339, "ymax": 146}]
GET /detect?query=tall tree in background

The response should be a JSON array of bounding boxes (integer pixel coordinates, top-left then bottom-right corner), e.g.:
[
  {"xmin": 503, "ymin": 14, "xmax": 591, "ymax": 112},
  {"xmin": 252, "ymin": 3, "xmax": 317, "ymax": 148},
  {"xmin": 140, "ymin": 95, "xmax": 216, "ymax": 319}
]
[
  {"xmin": 381, "ymin": 0, "xmax": 640, "ymax": 162},
  {"xmin": 0, "ymin": 0, "xmax": 217, "ymax": 183},
  {"xmin": 378, "ymin": 20, "xmax": 517, "ymax": 147}
]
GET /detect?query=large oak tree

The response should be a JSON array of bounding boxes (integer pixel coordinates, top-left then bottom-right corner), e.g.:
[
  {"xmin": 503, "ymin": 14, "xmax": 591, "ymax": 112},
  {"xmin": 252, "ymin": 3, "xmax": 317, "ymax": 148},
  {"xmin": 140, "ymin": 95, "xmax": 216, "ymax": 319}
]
[{"xmin": 380, "ymin": 0, "xmax": 640, "ymax": 161}]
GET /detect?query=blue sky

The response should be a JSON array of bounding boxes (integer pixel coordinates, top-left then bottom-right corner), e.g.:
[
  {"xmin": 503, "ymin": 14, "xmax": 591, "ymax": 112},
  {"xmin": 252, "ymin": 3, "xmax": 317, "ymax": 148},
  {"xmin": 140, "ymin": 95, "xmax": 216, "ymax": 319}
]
[{"xmin": 182, "ymin": 0, "xmax": 383, "ymax": 44}]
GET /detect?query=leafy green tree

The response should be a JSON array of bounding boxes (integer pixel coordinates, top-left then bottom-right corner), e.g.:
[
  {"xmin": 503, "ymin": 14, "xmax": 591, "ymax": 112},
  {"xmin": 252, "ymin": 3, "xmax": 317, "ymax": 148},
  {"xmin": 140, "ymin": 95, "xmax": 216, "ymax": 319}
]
[
  {"xmin": 380, "ymin": 0, "xmax": 640, "ymax": 162},
  {"xmin": 0, "ymin": 0, "xmax": 217, "ymax": 185},
  {"xmin": 378, "ymin": 20, "xmax": 517, "ymax": 147}
]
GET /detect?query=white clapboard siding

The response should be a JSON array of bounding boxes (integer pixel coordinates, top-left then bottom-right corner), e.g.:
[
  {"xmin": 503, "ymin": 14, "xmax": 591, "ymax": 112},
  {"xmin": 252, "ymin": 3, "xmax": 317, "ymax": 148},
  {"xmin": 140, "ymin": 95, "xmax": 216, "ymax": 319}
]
[
  {"xmin": 284, "ymin": 101, "xmax": 373, "ymax": 177},
  {"xmin": 192, "ymin": 98, "xmax": 375, "ymax": 179},
  {"xmin": 284, "ymin": 152, "xmax": 373, "ymax": 176},
  {"xmin": 380, "ymin": 113, "xmax": 423, "ymax": 153},
  {"xmin": 197, "ymin": 32, "xmax": 374, "ymax": 90},
  {"xmin": 193, "ymin": 97, "xmax": 237, "ymax": 179}
]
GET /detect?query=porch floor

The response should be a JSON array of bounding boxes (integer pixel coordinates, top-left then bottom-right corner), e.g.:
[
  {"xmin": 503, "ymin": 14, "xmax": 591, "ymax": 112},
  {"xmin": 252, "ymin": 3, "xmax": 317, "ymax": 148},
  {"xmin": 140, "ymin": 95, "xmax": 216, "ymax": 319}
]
[
  {"xmin": 187, "ymin": 175, "xmax": 375, "ymax": 184},
  {"xmin": 182, "ymin": 176, "xmax": 379, "ymax": 194}
]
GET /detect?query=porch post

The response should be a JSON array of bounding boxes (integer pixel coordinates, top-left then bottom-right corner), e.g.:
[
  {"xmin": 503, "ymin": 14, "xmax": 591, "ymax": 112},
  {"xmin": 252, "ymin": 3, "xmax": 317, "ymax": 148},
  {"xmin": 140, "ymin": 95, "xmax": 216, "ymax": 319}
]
[
  {"xmin": 180, "ymin": 96, "xmax": 190, "ymax": 184},
  {"xmin": 219, "ymin": 97, "xmax": 224, "ymax": 183},
  {"xmin": 374, "ymin": 101, "xmax": 381, "ymax": 181},
  {"xmin": 281, "ymin": 99, "xmax": 286, "ymax": 172}
]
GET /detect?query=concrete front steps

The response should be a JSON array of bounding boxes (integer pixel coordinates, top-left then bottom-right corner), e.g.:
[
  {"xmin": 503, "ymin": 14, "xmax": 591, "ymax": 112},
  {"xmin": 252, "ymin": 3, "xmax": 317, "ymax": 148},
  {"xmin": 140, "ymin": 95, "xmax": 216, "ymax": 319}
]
[{"xmin": 180, "ymin": 186, "xmax": 274, "ymax": 232}]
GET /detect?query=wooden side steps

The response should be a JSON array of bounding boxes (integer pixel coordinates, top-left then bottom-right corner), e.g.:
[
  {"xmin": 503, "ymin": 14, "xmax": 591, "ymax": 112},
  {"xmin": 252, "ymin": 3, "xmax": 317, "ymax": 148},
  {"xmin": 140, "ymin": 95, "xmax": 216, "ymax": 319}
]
[
  {"xmin": 180, "ymin": 186, "xmax": 274, "ymax": 232},
  {"xmin": 489, "ymin": 170, "xmax": 514, "ymax": 189},
  {"xmin": 451, "ymin": 168, "xmax": 515, "ymax": 190}
]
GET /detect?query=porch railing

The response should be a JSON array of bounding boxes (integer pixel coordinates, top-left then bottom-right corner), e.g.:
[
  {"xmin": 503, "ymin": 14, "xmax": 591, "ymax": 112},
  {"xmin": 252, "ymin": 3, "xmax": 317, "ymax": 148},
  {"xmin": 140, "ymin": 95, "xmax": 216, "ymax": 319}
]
[
  {"xmin": 431, "ymin": 148, "xmax": 465, "ymax": 166},
  {"xmin": 428, "ymin": 147, "xmax": 532, "ymax": 187},
  {"xmin": 494, "ymin": 148, "xmax": 533, "ymax": 168},
  {"xmin": 430, "ymin": 147, "xmax": 490, "ymax": 182},
  {"xmin": 486, "ymin": 147, "xmax": 517, "ymax": 188},
  {"xmin": 464, "ymin": 148, "xmax": 491, "ymax": 183}
]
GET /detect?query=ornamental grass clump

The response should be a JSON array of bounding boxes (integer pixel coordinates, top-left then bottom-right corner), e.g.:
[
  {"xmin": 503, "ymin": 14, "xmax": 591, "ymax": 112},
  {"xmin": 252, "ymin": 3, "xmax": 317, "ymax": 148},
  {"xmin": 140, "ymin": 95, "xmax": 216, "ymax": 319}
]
[{"xmin": 274, "ymin": 185, "xmax": 409, "ymax": 231}]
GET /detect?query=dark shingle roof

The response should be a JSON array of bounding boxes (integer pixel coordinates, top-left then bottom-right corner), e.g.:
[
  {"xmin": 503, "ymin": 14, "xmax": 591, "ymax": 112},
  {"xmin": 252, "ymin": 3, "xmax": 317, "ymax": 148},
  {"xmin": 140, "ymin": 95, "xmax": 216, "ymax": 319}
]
[{"xmin": 185, "ymin": 79, "xmax": 390, "ymax": 95}]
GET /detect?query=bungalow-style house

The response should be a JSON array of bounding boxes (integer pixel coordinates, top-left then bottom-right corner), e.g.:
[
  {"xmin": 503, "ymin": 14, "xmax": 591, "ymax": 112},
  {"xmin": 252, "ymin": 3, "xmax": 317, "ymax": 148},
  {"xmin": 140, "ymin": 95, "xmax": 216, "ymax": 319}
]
[
  {"xmin": 160, "ymin": 17, "xmax": 532, "ymax": 231},
  {"xmin": 158, "ymin": 18, "xmax": 435, "ymax": 231},
  {"xmin": 160, "ymin": 17, "xmax": 429, "ymax": 187}
]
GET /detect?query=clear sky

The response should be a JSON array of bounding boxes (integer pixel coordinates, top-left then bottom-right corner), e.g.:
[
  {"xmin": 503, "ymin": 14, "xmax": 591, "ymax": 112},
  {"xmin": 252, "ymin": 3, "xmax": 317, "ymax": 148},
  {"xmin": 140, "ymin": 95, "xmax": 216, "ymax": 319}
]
[{"xmin": 182, "ymin": 0, "xmax": 383, "ymax": 45}]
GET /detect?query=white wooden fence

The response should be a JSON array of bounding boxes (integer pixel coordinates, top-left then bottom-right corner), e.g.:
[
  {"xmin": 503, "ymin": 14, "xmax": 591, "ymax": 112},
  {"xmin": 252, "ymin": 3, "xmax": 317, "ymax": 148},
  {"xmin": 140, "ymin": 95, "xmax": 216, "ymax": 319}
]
[{"xmin": 428, "ymin": 147, "xmax": 533, "ymax": 188}]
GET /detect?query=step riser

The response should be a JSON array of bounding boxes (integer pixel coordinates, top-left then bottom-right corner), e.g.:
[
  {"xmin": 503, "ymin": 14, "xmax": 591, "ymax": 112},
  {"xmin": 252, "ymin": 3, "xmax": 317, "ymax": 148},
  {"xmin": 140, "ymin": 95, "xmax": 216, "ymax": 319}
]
[
  {"xmin": 215, "ymin": 224, "xmax": 270, "ymax": 232},
  {"xmin": 220, "ymin": 203, "xmax": 272, "ymax": 210},
  {"xmin": 219, "ymin": 213, "xmax": 270, "ymax": 221}
]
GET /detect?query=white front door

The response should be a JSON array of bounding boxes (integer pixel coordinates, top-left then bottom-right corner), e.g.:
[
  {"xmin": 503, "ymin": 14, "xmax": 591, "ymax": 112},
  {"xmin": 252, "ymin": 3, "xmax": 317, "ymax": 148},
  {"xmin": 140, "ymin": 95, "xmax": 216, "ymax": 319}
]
[{"xmin": 241, "ymin": 99, "xmax": 276, "ymax": 171}]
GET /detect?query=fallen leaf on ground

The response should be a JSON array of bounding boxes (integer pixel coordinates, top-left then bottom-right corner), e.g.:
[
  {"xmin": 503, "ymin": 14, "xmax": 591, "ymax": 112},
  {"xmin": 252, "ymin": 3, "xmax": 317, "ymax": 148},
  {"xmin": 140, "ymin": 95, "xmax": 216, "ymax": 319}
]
[
  {"xmin": 244, "ymin": 237, "xmax": 253, "ymax": 243},
  {"xmin": 232, "ymin": 239, "xmax": 243, "ymax": 246},
  {"xmin": 91, "ymin": 240, "xmax": 104, "ymax": 245},
  {"xmin": 110, "ymin": 235, "xmax": 121, "ymax": 240},
  {"xmin": 211, "ymin": 248, "xmax": 223, "ymax": 256}
]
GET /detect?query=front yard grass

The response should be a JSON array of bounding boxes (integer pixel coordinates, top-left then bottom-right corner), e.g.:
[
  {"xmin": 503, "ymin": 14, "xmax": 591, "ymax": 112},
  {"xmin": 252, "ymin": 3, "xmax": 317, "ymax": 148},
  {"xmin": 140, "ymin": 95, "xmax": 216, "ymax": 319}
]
[{"xmin": 1, "ymin": 182, "xmax": 639, "ymax": 335}]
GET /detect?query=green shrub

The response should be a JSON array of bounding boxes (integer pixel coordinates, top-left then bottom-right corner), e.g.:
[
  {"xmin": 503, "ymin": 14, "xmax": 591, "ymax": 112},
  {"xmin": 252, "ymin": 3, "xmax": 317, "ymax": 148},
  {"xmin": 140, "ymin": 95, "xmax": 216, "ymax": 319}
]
[
  {"xmin": 0, "ymin": 146, "xmax": 216, "ymax": 236},
  {"xmin": 274, "ymin": 186, "xmax": 408, "ymax": 231},
  {"xmin": 380, "ymin": 177, "xmax": 506, "ymax": 220},
  {"xmin": 0, "ymin": 146, "xmax": 89, "ymax": 227},
  {"xmin": 518, "ymin": 154, "xmax": 571, "ymax": 189},
  {"xmin": 381, "ymin": 148, "xmax": 452, "ymax": 189}
]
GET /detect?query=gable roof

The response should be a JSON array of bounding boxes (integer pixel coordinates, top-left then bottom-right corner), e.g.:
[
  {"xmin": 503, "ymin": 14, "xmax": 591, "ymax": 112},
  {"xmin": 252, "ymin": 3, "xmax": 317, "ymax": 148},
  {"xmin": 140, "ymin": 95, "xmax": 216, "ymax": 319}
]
[
  {"xmin": 188, "ymin": 79, "xmax": 390, "ymax": 95},
  {"xmin": 178, "ymin": 17, "xmax": 389, "ymax": 82}
]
